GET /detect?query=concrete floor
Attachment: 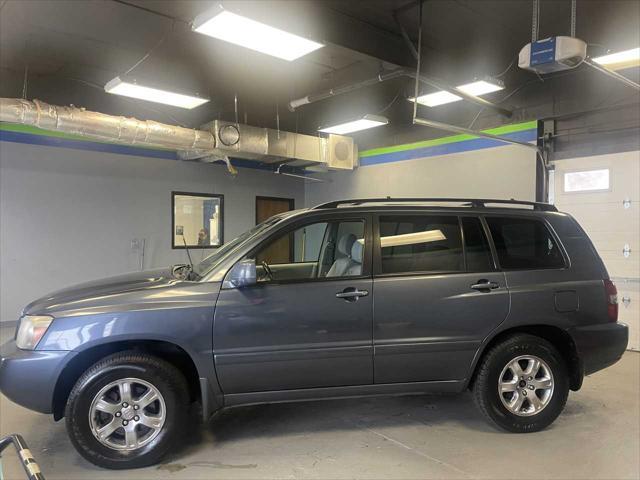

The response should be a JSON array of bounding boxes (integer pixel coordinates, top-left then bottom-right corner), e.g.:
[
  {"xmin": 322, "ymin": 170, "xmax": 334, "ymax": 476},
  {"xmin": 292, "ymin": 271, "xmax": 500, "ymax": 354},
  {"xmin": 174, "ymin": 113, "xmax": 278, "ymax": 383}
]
[{"xmin": 1, "ymin": 344, "xmax": 638, "ymax": 480}]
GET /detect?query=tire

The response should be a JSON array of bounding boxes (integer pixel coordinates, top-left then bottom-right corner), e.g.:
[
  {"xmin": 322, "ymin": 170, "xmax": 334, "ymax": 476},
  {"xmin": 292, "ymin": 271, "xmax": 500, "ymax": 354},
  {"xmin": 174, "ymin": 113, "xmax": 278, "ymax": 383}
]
[
  {"xmin": 472, "ymin": 334, "xmax": 569, "ymax": 433},
  {"xmin": 65, "ymin": 351, "xmax": 189, "ymax": 469}
]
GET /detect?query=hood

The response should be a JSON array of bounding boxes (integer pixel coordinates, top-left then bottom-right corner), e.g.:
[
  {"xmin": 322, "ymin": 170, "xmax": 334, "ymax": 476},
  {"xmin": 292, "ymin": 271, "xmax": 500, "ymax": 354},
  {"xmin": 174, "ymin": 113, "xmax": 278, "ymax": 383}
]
[{"xmin": 22, "ymin": 268, "xmax": 180, "ymax": 317}]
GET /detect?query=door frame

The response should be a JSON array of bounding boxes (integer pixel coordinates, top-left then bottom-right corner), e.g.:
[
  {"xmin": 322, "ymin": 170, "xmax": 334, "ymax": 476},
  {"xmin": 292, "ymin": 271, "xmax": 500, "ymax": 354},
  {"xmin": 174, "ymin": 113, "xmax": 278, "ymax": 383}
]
[{"xmin": 255, "ymin": 196, "xmax": 295, "ymax": 224}]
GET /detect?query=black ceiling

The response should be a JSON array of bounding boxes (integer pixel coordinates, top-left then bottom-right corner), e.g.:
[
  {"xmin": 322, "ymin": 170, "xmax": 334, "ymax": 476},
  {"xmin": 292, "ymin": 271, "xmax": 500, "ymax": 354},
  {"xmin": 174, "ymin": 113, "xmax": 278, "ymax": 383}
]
[{"xmin": 1, "ymin": 0, "xmax": 638, "ymax": 149}]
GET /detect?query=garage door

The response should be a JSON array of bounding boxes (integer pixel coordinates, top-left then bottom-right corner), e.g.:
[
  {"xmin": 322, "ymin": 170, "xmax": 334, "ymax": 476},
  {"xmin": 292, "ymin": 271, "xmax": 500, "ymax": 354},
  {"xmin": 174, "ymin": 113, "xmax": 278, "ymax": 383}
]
[{"xmin": 552, "ymin": 150, "xmax": 640, "ymax": 351}]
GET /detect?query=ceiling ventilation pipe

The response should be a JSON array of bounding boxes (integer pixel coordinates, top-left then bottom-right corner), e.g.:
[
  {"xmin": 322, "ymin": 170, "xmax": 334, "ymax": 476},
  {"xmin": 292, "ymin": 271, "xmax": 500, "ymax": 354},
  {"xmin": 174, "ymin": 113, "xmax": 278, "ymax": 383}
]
[
  {"xmin": 0, "ymin": 98, "xmax": 358, "ymax": 171},
  {"xmin": 288, "ymin": 68, "xmax": 512, "ymax": 117},
  {"xmin": 0, "ymin": 98, "xmax": 217, "ymax": 151}
]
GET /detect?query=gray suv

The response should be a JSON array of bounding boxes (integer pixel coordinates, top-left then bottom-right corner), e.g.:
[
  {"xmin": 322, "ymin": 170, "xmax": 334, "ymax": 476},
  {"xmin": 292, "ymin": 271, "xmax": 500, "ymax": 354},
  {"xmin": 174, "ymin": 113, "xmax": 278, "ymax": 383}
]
[{"xmin": 0, "ymin": 198, "xmax": 628, "ymax": 469}]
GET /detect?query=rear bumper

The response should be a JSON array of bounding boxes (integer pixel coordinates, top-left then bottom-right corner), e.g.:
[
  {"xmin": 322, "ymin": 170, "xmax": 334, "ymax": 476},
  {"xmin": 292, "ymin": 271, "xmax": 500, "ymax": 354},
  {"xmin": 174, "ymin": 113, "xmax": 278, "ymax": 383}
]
[
  {"xmin": 0, "ymin": 340, "xmax": 74, "ymax": 414},
  {"xmin": 569, "ymin": 323, "xmax": 629, "ymax": 376}
]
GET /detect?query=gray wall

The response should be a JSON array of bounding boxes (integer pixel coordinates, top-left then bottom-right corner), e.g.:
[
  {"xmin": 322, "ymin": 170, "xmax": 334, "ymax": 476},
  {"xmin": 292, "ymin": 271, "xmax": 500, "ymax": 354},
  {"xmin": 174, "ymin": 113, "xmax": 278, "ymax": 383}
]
[
  {"xmin": 0, "ymin": 141, "xmax": 304, "ymax": 322},
  {"xmin": 1, "ymin": 139, "xmax": 537, "ymax": 323},
  {"xmin": 306, "ymin": 144, "xmax": 537, "ymax": 206}
]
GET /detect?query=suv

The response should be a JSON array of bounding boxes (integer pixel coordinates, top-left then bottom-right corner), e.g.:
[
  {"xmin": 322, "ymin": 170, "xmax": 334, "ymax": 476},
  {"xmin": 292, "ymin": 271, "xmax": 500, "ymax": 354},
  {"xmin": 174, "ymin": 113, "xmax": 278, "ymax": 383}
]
[{"xmin": 0, "ymin": 198, "xmax": 628, "ymax": 469}]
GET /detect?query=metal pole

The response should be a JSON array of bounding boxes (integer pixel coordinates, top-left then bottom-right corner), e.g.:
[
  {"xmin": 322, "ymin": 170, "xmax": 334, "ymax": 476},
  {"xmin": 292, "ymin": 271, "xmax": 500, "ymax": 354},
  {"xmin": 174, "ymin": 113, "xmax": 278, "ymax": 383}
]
[
  {"xmin": 287, "ymin": 69, "xmax": 512, "ymax": 116},
  {"xmin": 412, "ymin": 0, "xmax": 422, "ymax": 123},
  {"xmin": 393, "ymin": 12, "xmax": 418, "ymax": 61},
  {"xmin": 0, "ymin": 434, "xmax": 45, "ymax": 480},
  {"xmin": 532, "ymin": 0, "xmax": 540, "ymax": 42},
  {"xmin": 412, "ymin": 116, "xmax": 542, "ymax": 154},
  {"xmin": 583, "ymin": 58, "xmax": 640, "ymax": 91}
]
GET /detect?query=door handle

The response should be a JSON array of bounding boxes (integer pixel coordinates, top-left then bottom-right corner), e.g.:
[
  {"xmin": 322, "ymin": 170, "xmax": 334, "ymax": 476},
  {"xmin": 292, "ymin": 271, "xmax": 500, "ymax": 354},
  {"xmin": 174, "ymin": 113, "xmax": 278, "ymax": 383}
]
[
  {"xmin": 470, "ymin": 280, "xmax": 500, "ymax": 292},
  {"xmin": 336, "ymin": 288, "xmax": 369, "ymax": 301}
]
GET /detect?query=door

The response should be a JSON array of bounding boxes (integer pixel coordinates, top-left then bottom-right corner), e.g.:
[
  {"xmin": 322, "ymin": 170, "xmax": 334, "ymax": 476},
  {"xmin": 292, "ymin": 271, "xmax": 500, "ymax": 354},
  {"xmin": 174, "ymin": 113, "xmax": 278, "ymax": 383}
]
[
  {"xmin": 256, "ymin": 196, "xmax": 295, "ymax": 263},
  {"xmin": 373, "ymin": 214, "xmax": 509, "ymax": 384},
  {"xmin": 213, "ymin": 214, "xmax": 373, "ymax": 393},
  {"xmin": 552, "ymin": 153, "xmax": 639, "ymax": 350}
]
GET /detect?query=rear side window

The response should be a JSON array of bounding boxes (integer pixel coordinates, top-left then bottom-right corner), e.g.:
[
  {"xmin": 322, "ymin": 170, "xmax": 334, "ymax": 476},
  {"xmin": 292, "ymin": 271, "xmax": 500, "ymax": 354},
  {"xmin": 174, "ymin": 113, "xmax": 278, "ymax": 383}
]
[
  {"xmin": 486, "ymin": 217, "xmax": 565, "ymax": 270},
  {"xmin": 379, "ymin": 216, "xmax": 464, "ymax": 274},
  {"xmin": 461, "ymin": 217, "xmax": 494, "ymax": 271}
]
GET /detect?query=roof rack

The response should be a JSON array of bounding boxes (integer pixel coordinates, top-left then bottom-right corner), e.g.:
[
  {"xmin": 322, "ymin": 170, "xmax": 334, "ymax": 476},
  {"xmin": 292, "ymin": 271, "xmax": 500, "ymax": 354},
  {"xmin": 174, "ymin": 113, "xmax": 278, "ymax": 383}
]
[{"xmin": 312, "ymin": 197, "xmax": 558, "ymax": 212}]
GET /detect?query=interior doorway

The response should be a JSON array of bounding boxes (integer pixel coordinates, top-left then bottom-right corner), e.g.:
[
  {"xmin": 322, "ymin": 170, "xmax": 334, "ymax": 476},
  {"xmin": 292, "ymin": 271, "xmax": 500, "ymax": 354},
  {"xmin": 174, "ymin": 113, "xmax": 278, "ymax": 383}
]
[{"xmin": 255, "ymin": 196, "xmax": 296, "ymax": 264}]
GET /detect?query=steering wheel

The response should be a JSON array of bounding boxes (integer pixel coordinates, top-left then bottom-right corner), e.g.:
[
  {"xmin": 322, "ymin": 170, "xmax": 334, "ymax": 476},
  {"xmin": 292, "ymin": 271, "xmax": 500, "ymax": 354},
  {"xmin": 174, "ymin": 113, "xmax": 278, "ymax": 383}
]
[{"xmin": 260, "ymin": 260, "xmax": 274, "ymax": 281}]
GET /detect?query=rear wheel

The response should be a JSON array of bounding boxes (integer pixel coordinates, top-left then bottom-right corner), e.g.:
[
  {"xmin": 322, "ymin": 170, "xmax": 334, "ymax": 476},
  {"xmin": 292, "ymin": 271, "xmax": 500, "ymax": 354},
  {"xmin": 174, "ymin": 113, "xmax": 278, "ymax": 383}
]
[
  {"xmin": 472, "ymin": 334, "xmax": 569, "ymax": 432},
  {"xmin": 65, "ymin": 351, "xmax": 189, "ymax": 469}
]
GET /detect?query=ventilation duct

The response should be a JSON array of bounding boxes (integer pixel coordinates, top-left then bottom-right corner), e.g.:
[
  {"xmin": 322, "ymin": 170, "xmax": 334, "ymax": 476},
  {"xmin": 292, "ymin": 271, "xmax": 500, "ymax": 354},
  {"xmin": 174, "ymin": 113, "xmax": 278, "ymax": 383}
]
[
  {"xmin": 197, "ymin": 120, "xmax": 356, "ymax": 170},
  {"xmin": 0, "ymin": 98, "xmax": 357, "ymax": 171}
]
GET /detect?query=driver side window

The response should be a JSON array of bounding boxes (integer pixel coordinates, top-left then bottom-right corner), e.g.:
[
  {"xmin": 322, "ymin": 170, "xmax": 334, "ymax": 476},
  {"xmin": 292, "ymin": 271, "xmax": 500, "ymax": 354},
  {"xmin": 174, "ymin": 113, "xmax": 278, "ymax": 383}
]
[{"xmin": 253, "ymin": 220, "xmax": 365, "ymax": 283}]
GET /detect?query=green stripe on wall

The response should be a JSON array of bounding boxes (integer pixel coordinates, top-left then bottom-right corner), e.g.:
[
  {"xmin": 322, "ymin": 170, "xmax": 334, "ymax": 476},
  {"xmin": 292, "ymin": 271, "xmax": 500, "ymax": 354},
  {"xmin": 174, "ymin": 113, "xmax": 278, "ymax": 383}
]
[
  {"xmin": 0, "ymin": 122, "xmax": 172, "ymax": 151},
  {"xmin": 359, "ymin": 120, "xmax": 537, "ymax": 158}
]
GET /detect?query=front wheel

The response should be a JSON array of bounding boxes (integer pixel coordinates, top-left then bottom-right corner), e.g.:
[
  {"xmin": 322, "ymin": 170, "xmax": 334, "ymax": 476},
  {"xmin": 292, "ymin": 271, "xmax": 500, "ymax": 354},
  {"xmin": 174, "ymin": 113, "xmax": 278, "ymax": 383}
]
[
  {"xmin": 65, "ymin": 351, "xmax": 189, "ymax": 469},
  {"xmin": 472, "ymin": 334, "xmax": 569, "ymax": 432}
]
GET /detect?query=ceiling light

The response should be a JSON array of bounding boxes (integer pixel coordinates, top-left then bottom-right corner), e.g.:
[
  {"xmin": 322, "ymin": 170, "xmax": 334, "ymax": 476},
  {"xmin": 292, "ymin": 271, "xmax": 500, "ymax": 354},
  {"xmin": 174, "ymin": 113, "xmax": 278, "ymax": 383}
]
[
  {"xmin": 193, "ymin": 9, "xmax": 324, "ymax": 61},
  {"xmin": 592, "ymin": 47, "xmax": 640, "ymax": 70},
  {"xmin": 410, "ymin": 78, "xmax": 504, "ymax": 108},
  {"xmin": 104, "ymin": 77, "xmax": 209, "ymax": 109},
  {"xmin": 319, "ymin": 114, "xmax": 388, "ymax": 135},
  {"xmin": 457, "ymin": 79, "xmax": 504, "ymax": 96},
  {"xmin": 410, "ymin": 90, "xmax": 463, "ymax": 107}
]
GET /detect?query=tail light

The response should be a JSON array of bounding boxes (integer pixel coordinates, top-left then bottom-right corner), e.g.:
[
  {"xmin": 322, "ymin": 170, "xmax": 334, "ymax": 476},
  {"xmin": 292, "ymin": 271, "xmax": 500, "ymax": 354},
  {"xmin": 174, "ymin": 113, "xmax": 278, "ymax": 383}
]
[{"xmin": 604, "ymin": 279, "xmax": 618, "ymax": 322}]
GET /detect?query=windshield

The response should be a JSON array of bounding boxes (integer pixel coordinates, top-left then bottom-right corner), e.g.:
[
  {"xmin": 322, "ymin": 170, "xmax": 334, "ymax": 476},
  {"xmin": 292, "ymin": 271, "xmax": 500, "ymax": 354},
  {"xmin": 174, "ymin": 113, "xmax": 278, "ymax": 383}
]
[{"xmin": 192, "ymin": 215, "xmax": 285, "ymax": 277}]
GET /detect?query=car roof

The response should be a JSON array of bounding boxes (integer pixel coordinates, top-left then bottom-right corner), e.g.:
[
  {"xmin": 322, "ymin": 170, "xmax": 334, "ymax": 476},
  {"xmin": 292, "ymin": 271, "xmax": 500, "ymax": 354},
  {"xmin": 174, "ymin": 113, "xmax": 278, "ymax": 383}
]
[
  {"xmin": 283, "ymin": 198, "xmax": 559, "ymax": 218},
  {"xmin": 311, "ymin": 198, "xmax": 557, "ymax": 212}
]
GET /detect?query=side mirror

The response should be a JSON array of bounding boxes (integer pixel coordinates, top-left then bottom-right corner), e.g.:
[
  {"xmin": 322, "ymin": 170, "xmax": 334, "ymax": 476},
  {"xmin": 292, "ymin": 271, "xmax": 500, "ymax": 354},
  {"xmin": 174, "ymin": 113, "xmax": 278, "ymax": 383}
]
[{"xmin": 223, "ymin": 259, "xmax": 257, "ymax": 289}]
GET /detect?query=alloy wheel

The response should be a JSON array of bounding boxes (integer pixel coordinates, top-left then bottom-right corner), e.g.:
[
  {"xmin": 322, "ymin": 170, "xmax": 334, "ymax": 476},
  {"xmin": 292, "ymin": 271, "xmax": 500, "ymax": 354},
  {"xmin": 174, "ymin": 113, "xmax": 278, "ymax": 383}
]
[
  {"xmin": 88, "ymin": 377, "xmax": 166, "ymax": 451},
  {"xmin": 498, "ymin": 355, "xmax": 554, "ymax": 417}
]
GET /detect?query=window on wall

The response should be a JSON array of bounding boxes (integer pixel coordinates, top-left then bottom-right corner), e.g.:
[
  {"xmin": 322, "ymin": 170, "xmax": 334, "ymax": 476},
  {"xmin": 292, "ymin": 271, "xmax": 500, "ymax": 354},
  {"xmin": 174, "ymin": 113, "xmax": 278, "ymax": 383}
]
[
  {"xmin": 172, "ymin": 192, "xmax": 223, "ymax": 249},
  {"xmin": 564, "ymin": 168, "xmax": 610, "ymax": 193}
]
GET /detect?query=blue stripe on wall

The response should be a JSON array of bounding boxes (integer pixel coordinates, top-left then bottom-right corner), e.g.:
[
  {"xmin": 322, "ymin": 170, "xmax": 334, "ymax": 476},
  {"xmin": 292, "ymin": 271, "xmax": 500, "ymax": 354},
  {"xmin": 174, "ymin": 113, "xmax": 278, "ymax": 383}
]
[
  {"xmin": 0, "ymin": 129, "xmax": 308, "ymax": 174},
  {"xmin": 0, "ymin": 129, "xmax": 179, "ymax": 160},
  {"xmin": 360, "ymin": 129, "xmax": 538, "ymax": 166}
]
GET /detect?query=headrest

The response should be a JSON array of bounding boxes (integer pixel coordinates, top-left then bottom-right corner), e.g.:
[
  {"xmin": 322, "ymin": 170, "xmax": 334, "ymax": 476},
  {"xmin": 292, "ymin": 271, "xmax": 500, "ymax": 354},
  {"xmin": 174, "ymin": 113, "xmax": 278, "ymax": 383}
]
[
  {"xmin": 351, "ymin": 239, "xmax": 363, "ymax": 263},
  {"xmin": 337, "ymin": 233, "xmax": 356, "ymax": 256}
]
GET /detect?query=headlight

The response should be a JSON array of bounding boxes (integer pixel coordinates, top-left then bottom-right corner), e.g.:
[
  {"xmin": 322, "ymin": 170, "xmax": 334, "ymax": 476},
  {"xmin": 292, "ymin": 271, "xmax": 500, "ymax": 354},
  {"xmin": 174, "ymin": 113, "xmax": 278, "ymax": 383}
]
[{"xmin": 16, "ymin": 315, "xmax": 53, "ymax": 350}]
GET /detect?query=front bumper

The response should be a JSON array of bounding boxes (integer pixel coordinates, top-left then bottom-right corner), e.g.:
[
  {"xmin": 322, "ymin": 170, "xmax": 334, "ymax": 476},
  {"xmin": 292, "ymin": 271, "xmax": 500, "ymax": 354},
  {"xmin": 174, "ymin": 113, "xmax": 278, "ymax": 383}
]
[
  {"xmin": 0, "ymin": 340, "xmax": 75, "ymax": 414},
  {"xmin": 569, "ymin": 322, "xmax": 629, "ymax": 376}
]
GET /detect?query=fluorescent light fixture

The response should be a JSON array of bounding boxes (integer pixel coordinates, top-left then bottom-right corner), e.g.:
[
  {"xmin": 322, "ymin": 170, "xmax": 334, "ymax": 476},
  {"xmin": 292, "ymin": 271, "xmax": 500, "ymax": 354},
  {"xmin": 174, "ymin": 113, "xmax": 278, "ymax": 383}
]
[
  {"xmin": 319, "ymin": 114, "xmax": 388, "ymax": 135},
  {"xmin": 410, "ymin": 90, "xmax": 463, "ymax": 107},
  {"xmin": 410, "ymin": 78, "xmax": 504, "ymax": 107},
  {"xmin": 193, "ymin": 9, "xmax": 324, "ymax": 61},
  {"xmin": 104, "ymin": 77, "xmax": 209, "ymax": 109},
  {"xmin": 457, "ymin": 79, "xmax": 504, "ymax": 96},
  {"xmin": 593, "ymin": 47, "xmax": 640, "ymax": 70}
]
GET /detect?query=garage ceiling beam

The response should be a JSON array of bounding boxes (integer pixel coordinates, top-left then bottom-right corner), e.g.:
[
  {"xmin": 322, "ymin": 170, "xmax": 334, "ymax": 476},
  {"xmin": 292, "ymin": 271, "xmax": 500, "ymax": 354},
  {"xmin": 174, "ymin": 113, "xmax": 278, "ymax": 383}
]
[{"xmin": 318, "ymin": 5, "xmax": 417, "ymax": 67}]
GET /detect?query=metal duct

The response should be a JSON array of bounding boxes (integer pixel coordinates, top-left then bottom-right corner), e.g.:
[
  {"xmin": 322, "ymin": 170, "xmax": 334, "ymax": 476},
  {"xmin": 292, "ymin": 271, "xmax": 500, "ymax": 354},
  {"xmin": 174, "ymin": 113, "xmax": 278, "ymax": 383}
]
[
  {"xmin": 0, "ymin": 98, "xmax": 216, "ymax": 151},
  {"xmin": 0, "ymin": 98, "xmax": 357, "ymax": 170}
]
